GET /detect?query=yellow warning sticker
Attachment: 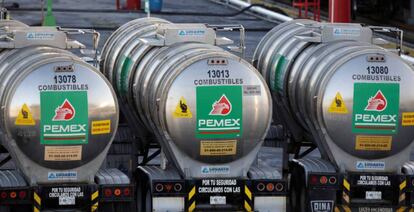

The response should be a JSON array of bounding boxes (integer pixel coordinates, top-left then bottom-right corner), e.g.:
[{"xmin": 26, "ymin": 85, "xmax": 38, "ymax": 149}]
[
  {"xmin": 328, "ymin": 92, "xmax": 348, "ymax": 114},
  {"xmin": 402, "ymin": 112, "xmax": 414, "ymax": 126},
  {"xmin": 173, "ymin": 97, "xmax": 192, "ymax": 118},
  {"xmin": 91, "ymin": 120, "xmax": 111, "ymax": 135},
  {"xmin": 355, "ymin": 135, "xmax": 392, "ymax": 151},
  {"xmin": 200, "ymin": 140, "xmax": 237, "ymax": 156},
  {"xmin": 15, "ymin": 104, "xmax": 35, "ymax": 126},
  {"xmin": 44, "ymin": 146, "xmax": 82, "ymax": 161}
]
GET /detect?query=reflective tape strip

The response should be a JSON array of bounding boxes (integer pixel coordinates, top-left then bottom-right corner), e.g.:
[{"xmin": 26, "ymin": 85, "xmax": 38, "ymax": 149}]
[
  {"xmin": 244, "ymin": 200, "xmax": 252, "ymax": 212},
  {"xmin": 34, "ymin": 192, "xmax": 41, "ymax": 205},
  {"xmin": 399, "ymin": 193, "xmax": 406, "ymax": 203},
  {"xmin": 342, "ymin": 205, "xmax": 351, "ymax": 212},
  {"xmin": 245, "ymin": 185, "xmax": 252, "ymax": 200},
  {"xmin": 188, "ymin": 201, "xmax": 196, "ymax": 212},
  {"xmin": 33, "ymin": 206, "xmax": 40, "ymax": 212},
  {"xmin": 188, "ymin": 186, "xmax": 196, "ymax": 201},
  {"xmin": 91, "ymin": 191, "xmax": 99, "ymax": 201},
  {"xmin": 396, "ymin": 207, "xmax": 407, "ymax": 212},
  {"xmin": 343, "ymin": 179, "xmax": 350, "ymax": 191},
  {"xmin": 400, "ymin": 180, "xmax": 407, "ymax": 191},
  {"xmin": 342, "ymin": 191, "xmax": 350, "ymax": 204},
  {"xmin": 91, "ymin": 202, "xmax": 98, "ymax": 212}
]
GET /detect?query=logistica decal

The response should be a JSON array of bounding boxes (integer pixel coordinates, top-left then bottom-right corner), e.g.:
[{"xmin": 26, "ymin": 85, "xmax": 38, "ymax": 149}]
[
  {"xmin": 352, "ymin": 83, "xmax": 399, "ymax": 134},
  {"xmin": 40, "ymin": 91, "xmax": 88, "ymax": 144},
  {"xmin": 196, "ymin": 86, "xmax": 242, "ymax": 139}
]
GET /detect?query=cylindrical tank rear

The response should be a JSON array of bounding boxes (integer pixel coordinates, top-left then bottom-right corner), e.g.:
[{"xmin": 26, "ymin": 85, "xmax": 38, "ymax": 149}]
[
  {"xmin": 101, "ymin": 18, "xmax": 272, "ymax": 177},
  {"xmin": 0, "ymin": 20, "xmax": 119, "ymax": 183},
  {"xmin": 254, "ymin": 20, "xmax": 414, "ymax": 171}
]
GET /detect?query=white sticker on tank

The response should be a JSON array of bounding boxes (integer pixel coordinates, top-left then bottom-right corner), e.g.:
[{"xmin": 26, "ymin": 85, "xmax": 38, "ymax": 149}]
[
  {"xmin": 243, "ymin": 85, "xmax": 261, "ymax": 96},
  {"xmin": 26, "ymin": 32, "xmax": 55, "ymax": 40},
  {"xmin": 333, "ymin": 28, "xmax": 361, "ymax": 37},
  {"xmin": 201, "ymin": 166, "xmax": 230, "ymax": 175},
  {"xmin": 356, "ymin": 161, "xmax": 385, "ymax": 170},
  {"xmin": 178, "ymin": 29, "xmax": 205, "ymax": 36},
  {"xmin": 47, "ymin": 171, "xmax": 78, "ymax": 180}
]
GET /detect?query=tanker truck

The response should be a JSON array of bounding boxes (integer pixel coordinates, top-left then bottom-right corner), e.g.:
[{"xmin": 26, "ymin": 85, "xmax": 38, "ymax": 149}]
[
  {"xmin": 254, "ymin": 19, "xmax": 414, "ymax": 211},
  {"xmin": 0, "ymin": 18, "xmax": 134, "ymax": 211},
  {"xmin": 100, "ymin": 17, "xmax": 287, "ymax": 211}
]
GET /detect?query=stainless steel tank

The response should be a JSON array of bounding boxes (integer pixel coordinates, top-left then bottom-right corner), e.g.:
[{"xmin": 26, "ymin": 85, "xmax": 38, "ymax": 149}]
[
  {"xmin": 0, "ymin": 20, "xmax": 118, "ymax": 183},
  {"xmin": 101, "ymin": 18, "xmax": 272, "ymax": 177},
  {"xmin": 254, "ymin": 20, "xmax": 414, "ymax": 172}
]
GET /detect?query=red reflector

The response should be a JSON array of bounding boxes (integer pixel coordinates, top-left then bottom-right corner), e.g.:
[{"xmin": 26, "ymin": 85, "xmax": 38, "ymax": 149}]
[
  {"xmin": 123, "ymin": 188, "xmax": 130, "ymax": 196},
  {"xmin": 320, "ymin": 176, "xmax": 328, "ymax": 184},
  {"xmin": 329, "ymin": 176, "xmax": 337, "ymax": 184},
  {"xmin": 1, "ymin": 191, "xmax": 7, "ymax": 199},
  {"xmin": 165, "ymin": 184, "xmax": 173, "ymax": 192},
  {"xmin": 9, "ymin": 192, "xmax": 16, "ymax": 199},
  {"xmin": 104, "ymin": 188, "xmax": 112, "ymax": 197},
  {"xmin": 310, "ymin": 175, "xmax": 318, "ymax": 185},
  {"xmin": 266, "ymin": 183, "xmax": 274, "ymax": 192},
  {"xmin": 114, "ymin": 188, "xmax": 121, "ymax": 196},
  {"xmin": 18, "ymin": 191, "xmax": 26, "ymax": 199}
]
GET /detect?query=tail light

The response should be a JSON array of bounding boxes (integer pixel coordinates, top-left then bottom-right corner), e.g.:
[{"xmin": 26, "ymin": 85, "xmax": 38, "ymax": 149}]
[
  {"xmin": 114, "ymin": 188, "xmax": 121, "ymax": 196},
  {"xmin": 18, "ymin": 191, "xmax": 26, "ymax": 199},
  {"xmin": 104, "ymin": 188, "xmax": 112, "ymax": 197},
  {"xmin": 320, "ymin": 176, "xmax": 328, "ymax": 185},
  {"xmin": 9, "ymin": 192, "xmax": 16, "ymax": 199},
  {"xmin": 329, "ymin": 176, "xmax": 337, "ymax": 184},
  {"xmin": 275, "ymin": 183, "xmax": 284, "ymax": 192},
  {"xmin": 257, "ymin": 183, "xmax": 265, "ymax": 191},
  {"xmin": 309, "ymin": 174, "xmax": 338, "ymax": 186},
  {"xmin": 310, "ymin": 175, "xmax": 319, "ymax": 185},
  {"xmin": 174, "ymin": 183, "xmax": 182, "ymax": 192},
  {"xmin": 0, "ymin": 191, "xmax": 7, "ymax": 199},
  {"xmin": 155, "ymin": 183, "xmax": 164, "ymax": 192},
  {"xmin": 123, "ymin": 188, "xmax": 130, "ymax": 196},
  {"xmin": 266, "ymin": 183, "xmax": 274, "ymax": 192}
]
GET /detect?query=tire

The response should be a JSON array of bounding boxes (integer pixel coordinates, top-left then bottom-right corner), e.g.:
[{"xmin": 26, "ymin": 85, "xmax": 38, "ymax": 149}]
[
  {"xmin": 136, "ymin": 180, "xmax": 144, "ymax": 212},
  {"xmin": 289, "ymin": 166, "xmax": 308, "ymax": 212},
  {"xmin": 144, "ymin": 188, "xmax": 152, "ymax": 212}
]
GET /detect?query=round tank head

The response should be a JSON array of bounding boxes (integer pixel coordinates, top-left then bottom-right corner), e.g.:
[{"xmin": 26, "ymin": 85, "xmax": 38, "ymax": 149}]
[
  {"xmin": 162, "ymin": 57, "xmax": 272, "ymax": 164},
  {"xmin": 5, "ymin": 60, "xmax": 118, "ymax": 169},
  {"xmin": 320, "ymin": 51, "xmax": 414, "ymax": 159}
]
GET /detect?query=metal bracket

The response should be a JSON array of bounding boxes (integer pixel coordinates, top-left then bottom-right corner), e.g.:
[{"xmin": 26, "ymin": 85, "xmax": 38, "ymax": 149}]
[
  {"xmin": 57, "ymin": 27, "xmax": 101, "ymax": 66},
  {"xmin": 369, "ymin": 26, "xmax": 403, "ymax": 56},
  {"xmin": 207, "ymin": 24, "xmax": 246, "ymax": 58}
]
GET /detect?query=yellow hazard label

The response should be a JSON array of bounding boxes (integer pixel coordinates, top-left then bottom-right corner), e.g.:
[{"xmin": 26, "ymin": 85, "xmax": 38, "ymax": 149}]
[
  {"xmin": 328, "ymin": 92, "xmax": 348, "ymax": 114},
  {"xmin": 402, "ymin": 112, "xmax": 414, "ymax": 126},
  {"xmin": 355, "ymin": 135, "xmax": 392, "ymax": 151},
  {"xmin": 44, "ymin": 146, "xmax": 82, "ymax": 161},
  {"xmin": 173, "ymin": 97, "xmax": 192, "ymax": 118},
  {"xmin": 200, "ymin": 140, "xmax": 237, "ymax": 156},
  {"xmin": 15, "ymin": 104, "xmax": 35, "ymax": 126},
  {"xmin": 91, "ymin": 120, "xmax": 111, "ymax": 135}
]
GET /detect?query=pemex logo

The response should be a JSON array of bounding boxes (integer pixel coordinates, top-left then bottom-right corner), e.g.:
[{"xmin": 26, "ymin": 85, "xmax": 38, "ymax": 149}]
[
  {"xmin": 365, "ymin": 90, "xmax": 387, "ymax": 112},
  {"xmin": 209, "ymin": 94, "xmax": 232, "ymax": 116},
  {"xmin": 53, "ymin": 99, "xmax": 75, "ymax": 121}
]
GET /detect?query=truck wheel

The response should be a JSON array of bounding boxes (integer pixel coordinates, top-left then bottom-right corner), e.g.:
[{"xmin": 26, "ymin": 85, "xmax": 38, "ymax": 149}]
[
  {"xmin": 289, "ymin": 168, "xmax": 300, "ymax": 211},
  {"xmin": 290, "ymin": 167, "xmax": 308, "ymax": 212},
  {"xmin": 136, "ymin": 181, "xmax": 144, "ymax": 212},
  {"xmin": 144, "ymin": 188, "xmax": 153, "ymax": 212}
]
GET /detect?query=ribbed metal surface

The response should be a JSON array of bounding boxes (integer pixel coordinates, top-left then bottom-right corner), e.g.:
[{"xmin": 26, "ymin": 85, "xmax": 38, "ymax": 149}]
[
  {"xmin": 95, "ymin": 168, "xmax": 130, "ymax": 184},
  {"xmin": 255, "ymin": 20, "xmax": 414, "ymax": 172},
  {"xmin": 101, "ymin": 18, "xmax": 272, "ymax": 178},
  {"xmin": 0, "ymin": 20, "xmax": 119, "ymax": 183}
]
